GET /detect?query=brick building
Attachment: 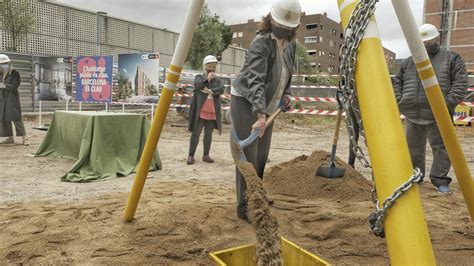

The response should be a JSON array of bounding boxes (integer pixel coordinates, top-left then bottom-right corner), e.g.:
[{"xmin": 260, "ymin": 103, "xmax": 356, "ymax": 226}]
[
  {"xmin": 134, "ymin": 65, "xmax": 152, "ymax": 96},
  {"xmin": 424, "ymin": 0, "xmax": 474, "ymax": 72},
  {"xmin": 230, "ymin": 12, "xmax": 395, "ymax": 74}
]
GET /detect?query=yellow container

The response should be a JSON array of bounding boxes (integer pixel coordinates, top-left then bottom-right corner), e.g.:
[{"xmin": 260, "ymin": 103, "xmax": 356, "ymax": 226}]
[{"xmin": 209, "ymin": 237, "xmax": 330, "ymax": 266}]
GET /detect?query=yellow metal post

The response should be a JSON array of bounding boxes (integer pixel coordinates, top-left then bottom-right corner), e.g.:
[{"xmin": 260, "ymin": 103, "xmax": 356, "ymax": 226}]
[
  {"xmin": 337, "ymin": 1, "xmax": 436, "ymax": 265},
  {"xmin": 123, "ymin": 0, "xmax": 205, "ymax": 222},
  {"xmin": 391, "ymin": 0, "xmax": 474, "ymax": 221}
]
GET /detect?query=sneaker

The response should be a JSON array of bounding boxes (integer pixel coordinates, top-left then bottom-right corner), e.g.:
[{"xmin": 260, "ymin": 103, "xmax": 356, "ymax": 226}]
[
  {"xmin": 22, "ymin": 136, "xmax": 30, "ymax": 146},
  {"xmin": 202, "ymin": 155, "xmax": 214, "ymax": 163},
  {"xmin": 436, "ymin": 185, "xmax": 452, "ymax": 195},
  {"xmin": 186, "ymin": 156, "xmax": 195, "ymax": 165}
]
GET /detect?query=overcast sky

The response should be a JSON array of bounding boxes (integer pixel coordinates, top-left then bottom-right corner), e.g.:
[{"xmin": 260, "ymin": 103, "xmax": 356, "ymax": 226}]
[{"xmin": 56, "ymin": 0, "xmax": 425, "ymax": 59}]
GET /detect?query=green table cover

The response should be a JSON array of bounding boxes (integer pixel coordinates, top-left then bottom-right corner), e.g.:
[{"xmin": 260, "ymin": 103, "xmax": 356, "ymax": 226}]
[{"xmin": 35, "ymin": 111, "xmax": 161, "ymax": 182}]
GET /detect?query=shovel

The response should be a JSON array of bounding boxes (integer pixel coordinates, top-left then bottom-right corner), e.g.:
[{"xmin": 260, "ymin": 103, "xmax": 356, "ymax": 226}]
[
  {"xmin": 316, "ymin": 91, "xmax": 346, "ymax": 178},
  {"xmin": 230, "ymin": 105, "xmax": 284, "ymax": 163}
]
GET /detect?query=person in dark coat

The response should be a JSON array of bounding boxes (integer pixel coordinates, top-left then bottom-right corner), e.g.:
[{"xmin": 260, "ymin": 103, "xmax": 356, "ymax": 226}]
[
  {"xmin": 186, "ymin": 55, "xmax": 224, "ymax": 165},
  {"xmin": 393, "ymin": 24, "xmax": 468, "ymax": 194},
  {"xmin": 230, "ymin": 0, "xmax": 300, "ymax": 223},
  {"xmin": 0, "ymin": 54, "xmax": 28, "ymax": 146}
]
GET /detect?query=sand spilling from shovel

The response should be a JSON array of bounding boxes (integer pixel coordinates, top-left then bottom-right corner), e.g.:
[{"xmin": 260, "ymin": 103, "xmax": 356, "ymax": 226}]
[
  {"xmin": 264, "ymin": 150, "xmax": 373, "ymax": 202},
  {"xmin": 236, "ymin": 161, "xmax": 282, "ymax": 266}
]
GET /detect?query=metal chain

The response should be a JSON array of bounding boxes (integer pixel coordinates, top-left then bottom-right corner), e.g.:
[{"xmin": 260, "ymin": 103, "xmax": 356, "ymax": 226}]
[
  {"xmin": 338, "ymin": 0, "xmax": 378, "ymax": 169},
  {"xmin": 368, "ymin": 168, "xmax": 423, "ymax": 238},
  {"xmin": 339, "ymin": 0, "xmax": 424, "ymax": 238}
]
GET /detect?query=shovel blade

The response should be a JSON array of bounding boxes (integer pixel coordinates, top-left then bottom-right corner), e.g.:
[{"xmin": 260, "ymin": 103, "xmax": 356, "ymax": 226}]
[
  {"xmin": 316, "ymin": 163, "xmax": 345, "ymax": 178},
  {"xmin": 230, "ymin": 128, "xmax": 244, "ymax": 162}
]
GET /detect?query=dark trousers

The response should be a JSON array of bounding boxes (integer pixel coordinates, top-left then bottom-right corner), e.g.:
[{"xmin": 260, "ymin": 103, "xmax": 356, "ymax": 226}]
[
  {"xmin": 231, "ymin": 96, "xmax": 274, "ymax": 218},
  {"xmin": 188, "ymin": 118, "xmax": 216, "ymax": 157},
  {"xmin": 405, "ymin": 119, "xmax": 452, "ymax": 187},
  {"xmin": 0, "ymin": 121, "xmax": 26, "ymax": 137}
]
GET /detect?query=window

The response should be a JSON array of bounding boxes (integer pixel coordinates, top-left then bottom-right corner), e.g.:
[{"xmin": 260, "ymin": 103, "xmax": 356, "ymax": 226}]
[
  {"xmin": 319, "ymin": 51, "xmax": 325, "ymax": 56},
  {"xmin": 304, "ymin": 36, "xmax": 318, "ymax": 43},
  {"xmin": 330, "ymin": 29, "xmax": 337, "ymax": 35},
  {"xmin": 238, "ymin": 32, "xmax": 243, "ymax": 37},
  {"xmin": 329, "ymin": 40, "xmax": 335, "ymax": 47},
  {"xmin": 233, "ymin": 32, "xmax": 243, "ymax": 38},
  {"xmin": 328, "ymin": 65, "xmax": 335, "ymax": 73},
  {"xmin": 320, "ymin": 36, "xmax": 323, "ymax": 42},
  {"xmin": 329, "ymin": 53, "xmax": 336, "ymax": 59},
  {"xmin": 340, "ymin": 33, "xmax": 344, "ymax": 39},
  {"xmin": 307, "ymin": 49, "xmax": 317, "ymax": 56},
  {"xmin": 232, "ymin": 32, "xmax": 237, "ymax": 38},
  {"xmin": 306, "ymin": 23, "xmax": 318, "ymax": 30},
  {"xmin": 320, "ymin": 24, "xmax": 323, "ymax": 30}
]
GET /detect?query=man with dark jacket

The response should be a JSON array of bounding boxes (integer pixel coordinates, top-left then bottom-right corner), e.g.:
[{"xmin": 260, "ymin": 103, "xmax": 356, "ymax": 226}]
[
  {"xmin": 187, "ymin": 55, "xmax": 224, "ymax": 165},
  {"xmin": 393, "ymin": 24, "xmax": 468, "ymax": 194}
]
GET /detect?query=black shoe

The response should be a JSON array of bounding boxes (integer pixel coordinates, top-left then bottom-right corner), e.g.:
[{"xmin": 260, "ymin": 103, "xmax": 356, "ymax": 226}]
[{"xmin": 186, "ymin": 156, "xmax": 195, "ymax": 165}]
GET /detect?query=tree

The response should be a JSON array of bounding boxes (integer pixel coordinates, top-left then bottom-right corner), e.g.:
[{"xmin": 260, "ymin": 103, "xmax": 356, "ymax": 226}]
[
  {"xmin": 186, "ymin": 4, "xmax": 232, "ymax": 70},
  {"xmin": 146, "ymin": 84, "xmax": 158, "ymax": 96},
  {"xmin": 295, "ymin": 43, "xmax": 313, "ymax": 74},
  {"xmin": 116, "ymin": 73, "xmax": 132, "ymax": 100},
  {"xmin": 1, "ymin": 0, "xmax": 35, "ymax": 52}
]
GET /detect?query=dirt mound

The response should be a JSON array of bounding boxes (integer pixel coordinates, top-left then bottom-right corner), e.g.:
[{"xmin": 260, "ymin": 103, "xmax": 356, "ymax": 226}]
[{"xmin": 264, "ymin": 150, "xmax": 373, "ymax": 202}]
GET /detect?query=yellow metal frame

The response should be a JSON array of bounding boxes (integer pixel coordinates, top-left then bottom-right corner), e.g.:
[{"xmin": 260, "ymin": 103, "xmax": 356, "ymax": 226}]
[
  {"xmin": 123, "ymin": 0, "xmax": 205, "ymax": 222},
  {"xmin": 338, "ymin": 0, "xmax": 436, "ymax": 265},
  {"xmin": 209, "ymin": 237, "xmax": 329, "ymax": 266}
]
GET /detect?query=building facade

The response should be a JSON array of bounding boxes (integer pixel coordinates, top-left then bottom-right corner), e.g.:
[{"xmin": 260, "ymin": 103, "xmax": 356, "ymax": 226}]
[
  {"xmin": 230, "ymin": 12, "xmax": 395, "ymax": 74},
  {"xmin": 0, "ymin": 0, "xmax": 245, "ymax": 74},
  {"xmin": 424, "ymin": 0, "xmax": 474, "ymax": 72},
  {"xmin": 134, "ymin": 65, "xmax": 152, "ymax": 96}
]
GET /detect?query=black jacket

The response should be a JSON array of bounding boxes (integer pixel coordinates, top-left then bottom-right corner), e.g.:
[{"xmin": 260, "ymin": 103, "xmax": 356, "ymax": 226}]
[
  {"xmin": 393, "ymin": 46, "xmax": 468, "ymax": 123},
  {"xmin": 0, "ymin": 70, "xmax": 22, "ymax": 122}
]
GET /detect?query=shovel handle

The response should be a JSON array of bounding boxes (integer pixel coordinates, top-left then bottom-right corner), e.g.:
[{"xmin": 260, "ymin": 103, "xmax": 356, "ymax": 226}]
[
  {"xmin": 333, "ymin": 108, "xmax": 343, "ymax": 145},
  {"xmin": 265, "ymin": 108, "xmax": 282, "ymax": 128}
]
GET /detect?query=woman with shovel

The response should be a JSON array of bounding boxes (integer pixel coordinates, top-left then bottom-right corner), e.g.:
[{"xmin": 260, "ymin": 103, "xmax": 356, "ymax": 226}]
[{"xmin": 230, "ymin": 0, "xmax": 300, "ymax": 223}]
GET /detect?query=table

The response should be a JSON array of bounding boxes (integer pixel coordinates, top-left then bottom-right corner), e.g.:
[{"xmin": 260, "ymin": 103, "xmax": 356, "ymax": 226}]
[{"xmin": 35, "ymin": 111, "xmax": 161, "ymax": 182}]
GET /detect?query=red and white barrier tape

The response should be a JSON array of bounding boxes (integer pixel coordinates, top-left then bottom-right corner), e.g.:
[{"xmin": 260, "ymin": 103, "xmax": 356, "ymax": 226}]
[
  {"xmin": 167, "ymin": 82, "xmax": 338, "ymax": 90},
  {"xmin": 70, "ymin": 101, "xmax": 471, "ymax": 121},
  {"xmin": 286, "ymin": 108, "xmax": 342, "ymax": 116},
  {"xmin": 468, "ymin": 87, "xmax": 474, "ymax": 92},
  {"xmin": 179, "ymin": 72, "xmax": 339, "ymax": 79},
  {"xmin": 453, "ymin": 116, "xmax": 474, "ymax": 122}
]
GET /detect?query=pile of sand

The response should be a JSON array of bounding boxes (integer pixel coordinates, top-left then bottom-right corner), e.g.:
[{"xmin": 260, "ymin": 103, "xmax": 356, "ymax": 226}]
[
  {"xmin": 265, "ymin": 150, "xmax": 373, "ymax": 202},
  {"xmin": 1, "ymin": 151, "xmax": 473, "ymax": 264}
]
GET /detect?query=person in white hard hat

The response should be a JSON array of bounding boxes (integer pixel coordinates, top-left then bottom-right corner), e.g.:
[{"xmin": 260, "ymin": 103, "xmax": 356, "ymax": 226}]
[
  {"xmin": 393, "ymin": 24, "xmax": 468, "ymax": 194},
  {"xmin": 186, "ymin": 55, "xmax": 225, "ymax": 165},
  {"xmin": 0, "ymin": 54, "xmax": 29, "ymax": 146},
  {"xmin": 230, "ymin": 0, "xmax": 300, "ymax": 223}
]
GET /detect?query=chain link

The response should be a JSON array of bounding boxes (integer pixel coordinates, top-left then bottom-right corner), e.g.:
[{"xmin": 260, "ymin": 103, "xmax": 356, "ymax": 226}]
[
  {"xmin": 338, "ymin": 0, "xmax": 378, "ymax": 169},
  {"xmin": 368, "ymin": 168, "xmax": 423, "ymax": 237},
  {"xmin": 338, "ymin": 0, "xmax": 424, "ymax": 238}
]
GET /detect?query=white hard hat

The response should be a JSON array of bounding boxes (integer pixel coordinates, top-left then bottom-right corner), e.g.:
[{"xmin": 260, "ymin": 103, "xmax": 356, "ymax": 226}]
[
  {"xmin": 0, "ymin": 54, "xmax": 11, "ymax": 64},
  {"xmin": 203, "ymin": 55, "xmax": 218, "ymax": 65},
  {"xmin": 271, "ymin": 0, "xmax": 302, "ymax": 28},
  {"xmin": 419, "ymin": 24, "xmax": 439, "ymax": 42}
]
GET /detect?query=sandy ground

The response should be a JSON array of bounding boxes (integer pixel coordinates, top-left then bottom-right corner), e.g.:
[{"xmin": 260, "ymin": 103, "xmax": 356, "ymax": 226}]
[{"xmin": 0, "ymin": 112, "xmax": 473, "ymax": 264}]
